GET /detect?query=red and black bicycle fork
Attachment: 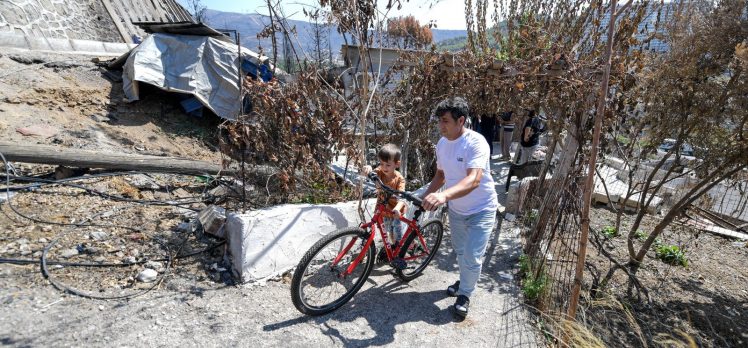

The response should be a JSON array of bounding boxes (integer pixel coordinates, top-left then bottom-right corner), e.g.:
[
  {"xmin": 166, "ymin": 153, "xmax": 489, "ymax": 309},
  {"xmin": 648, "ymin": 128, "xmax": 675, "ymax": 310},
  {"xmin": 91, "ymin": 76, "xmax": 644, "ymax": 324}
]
[{"xmin": 331, "ymin": 203, "xmax": 430, "ymax": 278}]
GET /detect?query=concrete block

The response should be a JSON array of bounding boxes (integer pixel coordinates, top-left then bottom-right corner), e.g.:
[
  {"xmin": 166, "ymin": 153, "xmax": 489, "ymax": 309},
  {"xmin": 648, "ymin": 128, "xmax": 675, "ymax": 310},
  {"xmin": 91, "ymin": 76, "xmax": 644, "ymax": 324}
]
[
  {"xmin": 70, "ymin": 38, "xmax": 106, "ymax": 53},
  {"xmin": 0, "ymin": 33, "xmax": 30, "ymax": 50},
  {"xmin": 506, "ymin": 181, "xmax": 522, "ymax": 215},
  {"xmin": 226, "ymin": 199, "xmax": 376, "ymax": 282},
  {"xmin": 224, "ymin": 180, "xmax": 444, "ymax": 283},
  {"xmin": 25, "ymin": 36, "xmax": 52, "ymax": 51},
  {"xmin": 605, "ymin": 157, "xmax": 626, "ymax": 170},
  {"xmin": 102, "ymin": 41, "xmax": 132, "ymax": 54},
  {"xmin": 592, "ymin": 190, "xmax": 619, "ymax": 204},
  {"xmin": 198, "ymin": 205, "xmax": 226, "ymax": 238},
  {"xmin": 612, "ymin": 193, "xmax": 662, "ymax": 214},
  {"xmin": 46, "ymin": 37, "xmax": 74, "ymax": 52},
  {"xmin": 506, "ymin": 177, "xmax": 536, "ymax": 215}
]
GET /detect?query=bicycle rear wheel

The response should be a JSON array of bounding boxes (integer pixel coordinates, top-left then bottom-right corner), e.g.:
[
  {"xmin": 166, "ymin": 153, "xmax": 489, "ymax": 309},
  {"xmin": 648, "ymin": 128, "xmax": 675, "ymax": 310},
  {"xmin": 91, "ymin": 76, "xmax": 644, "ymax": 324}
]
[
  {"xmin": 290, "ymin": 227, "xmax": 375, "ymax": 316},
  {"xmin": 396, "ymin": 219, "xmax": 444, "ymax": 281}
]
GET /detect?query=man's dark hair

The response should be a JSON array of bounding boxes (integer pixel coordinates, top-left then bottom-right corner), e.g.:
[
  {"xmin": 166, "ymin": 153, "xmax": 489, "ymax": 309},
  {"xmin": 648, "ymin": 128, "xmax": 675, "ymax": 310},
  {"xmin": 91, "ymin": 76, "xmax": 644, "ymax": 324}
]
[
  {"xmin": 378, "ymin": 143, "xmax": 401, "ymax": 162},
  {"xmin": 527, "ymin": 109, "xmax": 536, "ymax": 118},
  {"xmin": 433, "ymin": 97, "xmax": 470, "ymax": 122}
]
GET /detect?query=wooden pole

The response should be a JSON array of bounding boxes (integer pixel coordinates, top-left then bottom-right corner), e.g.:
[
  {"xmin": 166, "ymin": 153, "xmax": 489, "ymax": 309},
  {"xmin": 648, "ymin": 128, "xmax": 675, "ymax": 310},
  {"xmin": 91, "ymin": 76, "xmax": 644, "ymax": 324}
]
[
  {"xmin": 238, "ymin": 32, "xmax": 247, "ymax": 211},
  {"xmin": 100, "ymin": 0, "xmax": 132, "ymax": 43},
  {"xmin": 568, "ymin": 0, "xmax": 619, "ymax": 319},
  {"xmin": 0, "ymin": 142, "xmax": 241, "ymax": 176}
]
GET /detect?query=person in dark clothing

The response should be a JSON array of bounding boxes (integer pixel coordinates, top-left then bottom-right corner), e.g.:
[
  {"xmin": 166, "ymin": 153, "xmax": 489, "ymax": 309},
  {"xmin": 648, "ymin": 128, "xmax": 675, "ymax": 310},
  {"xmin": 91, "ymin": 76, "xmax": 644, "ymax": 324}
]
[
  {"xmin": 499, "ymin": 111, "xmax": 514, "ymax": 161},
  {"xmin": 478, "ymin": 114, "xmax": 497, "ymax": 155},
  {"xmin": 518, "ymin": 110, "xmax": 546, "ymax": 164}
]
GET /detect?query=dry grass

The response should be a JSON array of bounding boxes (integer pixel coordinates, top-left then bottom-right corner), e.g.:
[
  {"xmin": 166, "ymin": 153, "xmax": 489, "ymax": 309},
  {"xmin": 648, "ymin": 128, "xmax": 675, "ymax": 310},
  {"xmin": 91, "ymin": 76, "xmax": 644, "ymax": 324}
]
[
  {"xmin": 654, "ymin": 330, "xmax": 699, "ymax": 348},
  {"xmin": 109, "ymin": 177, "xmax": 140, "ymax": 199},
  {"xmin": 587, "ymin": 291, "xmax": 646, "ymax": 346}
]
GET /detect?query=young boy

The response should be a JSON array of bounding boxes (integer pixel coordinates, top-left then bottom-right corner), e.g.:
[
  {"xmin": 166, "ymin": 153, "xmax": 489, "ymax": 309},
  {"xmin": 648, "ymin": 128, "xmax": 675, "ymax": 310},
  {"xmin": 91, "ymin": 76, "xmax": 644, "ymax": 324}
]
[{"xmin": 364, "ymin": 143, "xmax": 407, "ymax": 245}]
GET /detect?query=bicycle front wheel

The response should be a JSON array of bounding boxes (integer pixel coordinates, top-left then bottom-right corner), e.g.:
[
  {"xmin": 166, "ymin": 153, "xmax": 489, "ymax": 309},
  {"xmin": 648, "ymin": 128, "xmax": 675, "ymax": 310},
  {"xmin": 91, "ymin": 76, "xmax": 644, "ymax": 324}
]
[
  {"xmin": 396, "ymin": 219, "xmax": 444, "ymax": 281},
  {"xmin": 290, "ymin": 227, "xmax": 375, "ymax": 316}
]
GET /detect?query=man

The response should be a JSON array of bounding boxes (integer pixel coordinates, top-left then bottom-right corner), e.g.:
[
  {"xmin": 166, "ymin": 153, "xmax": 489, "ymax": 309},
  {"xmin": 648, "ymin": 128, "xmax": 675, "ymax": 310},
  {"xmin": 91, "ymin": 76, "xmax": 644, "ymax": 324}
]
[
  {"xmin": 478, "ymin": 114, "xmax": 497, "ymax": 156},
  {"xmin": 422, "ymin": 97, "xmax": 498, "ymax": 318},
  {"xmin": 518, "ymin": 110, "xmax": 546, "ymax": 165},
  {"xmin": 499, "ymin": 111, "xmax": 515, "ymax": 161}
]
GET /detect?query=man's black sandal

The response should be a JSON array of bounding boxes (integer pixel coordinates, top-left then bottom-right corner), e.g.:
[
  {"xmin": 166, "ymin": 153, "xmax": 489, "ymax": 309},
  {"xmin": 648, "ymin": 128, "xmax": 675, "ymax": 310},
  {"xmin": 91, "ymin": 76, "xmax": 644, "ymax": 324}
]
[{"xmin": 446, "ymin": 281, "xmax": 460, "ymax": 297}]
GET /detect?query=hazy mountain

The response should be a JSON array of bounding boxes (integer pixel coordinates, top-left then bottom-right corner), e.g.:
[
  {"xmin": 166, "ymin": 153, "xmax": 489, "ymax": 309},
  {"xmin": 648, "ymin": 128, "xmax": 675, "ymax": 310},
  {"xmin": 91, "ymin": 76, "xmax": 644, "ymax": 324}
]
[{"xmin": 203, "ymin": 9, "xmax": 467, "ymax": 61}]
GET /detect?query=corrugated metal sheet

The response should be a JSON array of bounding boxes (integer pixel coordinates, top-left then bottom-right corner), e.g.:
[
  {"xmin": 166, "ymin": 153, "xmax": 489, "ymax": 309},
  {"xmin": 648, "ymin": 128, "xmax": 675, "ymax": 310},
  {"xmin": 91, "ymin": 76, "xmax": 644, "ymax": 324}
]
[{"xmin": 132, "ymin": 21, "xmax": 233, "ymax": 42}]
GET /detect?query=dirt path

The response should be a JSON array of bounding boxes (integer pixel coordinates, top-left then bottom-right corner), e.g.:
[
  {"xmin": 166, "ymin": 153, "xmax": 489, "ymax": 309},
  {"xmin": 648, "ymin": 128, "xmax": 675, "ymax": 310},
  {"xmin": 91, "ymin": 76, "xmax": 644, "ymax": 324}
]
[{"xmin": 0, "ymin": 152, "xmax": 540, "ymax": 347}]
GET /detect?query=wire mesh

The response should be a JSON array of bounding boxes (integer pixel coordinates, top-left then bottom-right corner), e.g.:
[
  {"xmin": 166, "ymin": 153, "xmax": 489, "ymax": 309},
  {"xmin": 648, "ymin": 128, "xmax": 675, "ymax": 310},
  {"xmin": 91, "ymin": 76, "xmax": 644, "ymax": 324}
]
[{"xmin": 518, "ymin": 175, "xmax": 584, "ymax": 316}]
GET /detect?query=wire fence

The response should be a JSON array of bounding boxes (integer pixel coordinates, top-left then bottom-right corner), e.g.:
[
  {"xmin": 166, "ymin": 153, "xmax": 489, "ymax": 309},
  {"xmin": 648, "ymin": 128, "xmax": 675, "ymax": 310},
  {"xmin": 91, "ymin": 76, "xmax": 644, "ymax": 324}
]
[
  {"xmin": 517, "ymin": 175, "xmax": 585, "ymax": 316},
  {"xmin": 515, "ymin": 149, "xmax": 748, "ymax": 325}
]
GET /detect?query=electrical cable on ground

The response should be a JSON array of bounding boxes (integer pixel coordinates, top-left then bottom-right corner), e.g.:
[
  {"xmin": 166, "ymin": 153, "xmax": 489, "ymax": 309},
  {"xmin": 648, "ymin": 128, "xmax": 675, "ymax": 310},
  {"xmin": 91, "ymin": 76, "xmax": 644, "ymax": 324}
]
[
  {"xmin": 3, "ymin": 174, "xmax": 206, "ymax": 210},
  {"xmin": 0, "ymin": 240, "xmax": 225, "ymax": 267},
  {"xmin": 0, "ymin": 151, "xmax": 228, "ymax": 300}
]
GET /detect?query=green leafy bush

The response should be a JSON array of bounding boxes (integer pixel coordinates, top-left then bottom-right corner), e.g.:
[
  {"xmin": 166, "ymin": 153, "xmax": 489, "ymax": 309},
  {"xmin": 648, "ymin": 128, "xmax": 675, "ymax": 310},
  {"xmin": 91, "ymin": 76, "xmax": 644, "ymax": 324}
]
[
  {"xmin": 519, "ymin": 254, "xmax": 530, "ymax": 275},
  {"xmin": 522, "ymin": 272, "xmax": 548, "ymax": 301},
  {"xmin": 525, "ymin": 209, "xmax": 539, "ymax": 226},
  {"xmin": 601, "ymin": 226, "xmax": 618, "ymax": 238},
  {"xmin": 655, "ymin": 244, "xmax": 688, "ymax": 267},
  {"xmin": 518, "ymin": 253, "xmax": 548, "ymax": 301}
]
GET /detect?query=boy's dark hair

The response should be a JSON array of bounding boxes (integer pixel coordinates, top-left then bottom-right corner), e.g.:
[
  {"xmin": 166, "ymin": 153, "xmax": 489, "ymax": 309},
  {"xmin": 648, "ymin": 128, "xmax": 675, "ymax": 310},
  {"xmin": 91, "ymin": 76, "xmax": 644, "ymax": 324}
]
[
  {"xmin": 527, "ymin": 109, "xmax": 536, "ymax": 118},
  {"xmin": 377, "ymin": 143, "xmax": 401, "ymax": 162},
  {"xmin": 433, "ymin": 97, "xmax": 470, "ymax": 122}
]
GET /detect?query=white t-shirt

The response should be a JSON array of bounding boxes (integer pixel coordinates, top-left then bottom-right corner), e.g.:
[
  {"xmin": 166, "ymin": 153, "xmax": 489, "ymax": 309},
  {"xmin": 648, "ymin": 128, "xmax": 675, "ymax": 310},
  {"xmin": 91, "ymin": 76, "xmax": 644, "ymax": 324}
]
[{"xmin": 436, "ymin": 128, "xmax": 498, "ymax": 215}]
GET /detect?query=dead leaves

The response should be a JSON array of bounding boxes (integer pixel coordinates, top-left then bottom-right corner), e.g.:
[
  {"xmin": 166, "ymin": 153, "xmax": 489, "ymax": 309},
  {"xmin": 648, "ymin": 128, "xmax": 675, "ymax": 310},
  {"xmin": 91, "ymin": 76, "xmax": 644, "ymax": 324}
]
[
  {"xmin": 735, "ymin": 42, "xmax": 748, "ymax": 66},
  {"xmin": 222, "ymin": 67, "xmax": 348, "ymax": 195}
]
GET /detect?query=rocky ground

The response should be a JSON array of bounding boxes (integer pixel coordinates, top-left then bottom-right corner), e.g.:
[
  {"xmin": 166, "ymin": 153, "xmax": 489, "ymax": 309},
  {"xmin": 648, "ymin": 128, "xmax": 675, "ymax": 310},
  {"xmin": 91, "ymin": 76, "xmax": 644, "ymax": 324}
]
[
  {"xmin": 584, "ymin": 207, "xmax": 748, "ymax": 347},
  {"xmin": 6, "ymin": 48, "xmax": 745, "ymax": 348},
  {"xmin": 0, "ymin": 53, "xmax": 541, "ymax": 347},
  {"xmin": 0, "ymin": 168, "xmax": 540, "ymax": 347},
  {"xmin": 0, "ymin": 49, "xmax": 221, "ymax": 161}
]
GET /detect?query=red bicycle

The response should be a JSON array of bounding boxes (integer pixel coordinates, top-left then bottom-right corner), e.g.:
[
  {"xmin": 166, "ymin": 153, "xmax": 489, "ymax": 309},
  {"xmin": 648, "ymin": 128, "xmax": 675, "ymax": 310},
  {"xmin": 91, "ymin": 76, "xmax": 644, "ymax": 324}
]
[{"xmin": 290, "ymin": 172, "xmax": 444, "ymax": 316}]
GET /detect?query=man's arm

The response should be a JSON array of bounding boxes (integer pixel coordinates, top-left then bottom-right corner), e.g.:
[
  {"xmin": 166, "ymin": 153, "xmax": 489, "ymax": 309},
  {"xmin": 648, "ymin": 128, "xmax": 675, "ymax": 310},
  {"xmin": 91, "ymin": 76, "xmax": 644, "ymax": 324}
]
[
  {"xmin": 523, "ymin": 127, "xmax": 533, "ymax": 142},
  {"xmin": 423, "ymin": 168, "xmax": 483, "ymax": 211}
]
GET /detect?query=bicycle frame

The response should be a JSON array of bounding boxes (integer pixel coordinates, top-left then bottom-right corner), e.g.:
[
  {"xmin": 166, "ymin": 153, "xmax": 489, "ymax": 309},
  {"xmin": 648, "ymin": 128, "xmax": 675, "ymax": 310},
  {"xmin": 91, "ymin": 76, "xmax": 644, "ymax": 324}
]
[{"xmin": 332, "ymin": 198, "xmax": 432, "ymax": 277}]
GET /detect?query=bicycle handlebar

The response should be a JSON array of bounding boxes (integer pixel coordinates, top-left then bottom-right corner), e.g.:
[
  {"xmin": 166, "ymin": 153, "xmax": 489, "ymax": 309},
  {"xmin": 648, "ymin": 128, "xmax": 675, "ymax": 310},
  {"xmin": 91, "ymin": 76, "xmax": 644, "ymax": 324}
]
[{"xmin": 367, "ymin": 172, "xmax": 424, "ymax": 208}]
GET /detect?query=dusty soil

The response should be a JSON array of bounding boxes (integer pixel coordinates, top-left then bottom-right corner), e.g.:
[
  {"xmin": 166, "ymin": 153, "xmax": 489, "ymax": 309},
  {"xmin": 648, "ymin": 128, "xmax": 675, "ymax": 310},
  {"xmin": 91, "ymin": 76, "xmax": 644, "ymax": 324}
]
[
  {"xmin": 0, "ymin": 50, "xmax": 221, "ymax": 161},
  {"xmin": 0, "ymin": 61, "xmax": 541, "ymax": 347},
  {"xmin": 583, "ymin": 207, "xmax": 748, "ymax": 347},
  {"xmin": 0, "ymin": 168, "xmax": 540, "ymax": 347}
]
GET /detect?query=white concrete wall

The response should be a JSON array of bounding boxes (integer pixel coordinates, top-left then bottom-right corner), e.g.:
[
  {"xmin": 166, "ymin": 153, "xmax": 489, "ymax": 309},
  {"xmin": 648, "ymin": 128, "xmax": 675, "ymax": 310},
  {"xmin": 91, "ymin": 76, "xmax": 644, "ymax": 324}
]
[
  {"xmin": 225, "ymin": 182, "xmax": 444, "ymax": 283},
  {"xmin": 0, "ymin": 33, "xmax": 134, "ymax": 55},
  {"xmin": 226, "ymin": 200, "xmax": 376, "ymax": 282}
]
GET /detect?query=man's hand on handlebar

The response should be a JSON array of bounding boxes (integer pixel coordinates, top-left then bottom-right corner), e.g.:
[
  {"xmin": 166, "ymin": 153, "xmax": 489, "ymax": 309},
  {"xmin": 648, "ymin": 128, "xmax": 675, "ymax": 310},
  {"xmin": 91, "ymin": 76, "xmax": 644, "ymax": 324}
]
[{"xmin": 422, "ymin": 192, "xmax": 446, "ymax": 211}]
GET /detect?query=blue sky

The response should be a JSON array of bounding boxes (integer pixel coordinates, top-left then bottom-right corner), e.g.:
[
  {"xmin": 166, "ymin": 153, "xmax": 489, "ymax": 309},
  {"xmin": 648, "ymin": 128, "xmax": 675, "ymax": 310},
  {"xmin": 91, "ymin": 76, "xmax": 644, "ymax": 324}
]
[{"xmin": 177, "ymin": 0, "xmax": 468, "ymax": 29}]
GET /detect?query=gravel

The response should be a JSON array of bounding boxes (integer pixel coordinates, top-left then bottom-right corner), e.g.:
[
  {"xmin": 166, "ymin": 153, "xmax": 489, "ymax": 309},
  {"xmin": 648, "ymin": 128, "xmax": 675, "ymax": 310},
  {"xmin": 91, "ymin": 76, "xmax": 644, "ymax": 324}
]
[
  {"xmin": 136, "ymin": 269, "xmax": 158, "ymax": 283},
  {"xmin": 60, "ymin": 249, "xmax": 79, "ymax": 258},
  {"xmin": 0, "ymin": 222, "xmax": 539, "ymax": 347}
]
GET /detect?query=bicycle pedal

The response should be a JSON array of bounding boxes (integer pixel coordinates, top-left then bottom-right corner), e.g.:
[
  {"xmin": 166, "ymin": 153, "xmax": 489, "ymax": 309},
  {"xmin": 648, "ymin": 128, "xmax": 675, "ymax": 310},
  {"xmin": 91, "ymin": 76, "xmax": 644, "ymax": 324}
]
[
  {"xmin": 390, "ymin": 258, "xmax": 407, "ymax": 270},
  {"xmin": 376, "ymin": 248, "xmax": 388, "ymax": 265}
]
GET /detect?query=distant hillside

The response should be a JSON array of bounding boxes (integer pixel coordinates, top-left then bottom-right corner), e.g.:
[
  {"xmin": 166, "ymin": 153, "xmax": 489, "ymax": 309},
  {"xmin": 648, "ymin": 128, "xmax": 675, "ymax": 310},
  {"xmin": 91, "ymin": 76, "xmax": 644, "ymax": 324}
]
[
  {"xmin": 437, "ymin": 36, "xmax": 469, "ymax": 51},
  {"xmin": 203, "ymin": 9, "xmax": 466, "ymax": 60},
  {"xmin": 435, "ymin": 25, "xmax": 507, "ymax": 52}
]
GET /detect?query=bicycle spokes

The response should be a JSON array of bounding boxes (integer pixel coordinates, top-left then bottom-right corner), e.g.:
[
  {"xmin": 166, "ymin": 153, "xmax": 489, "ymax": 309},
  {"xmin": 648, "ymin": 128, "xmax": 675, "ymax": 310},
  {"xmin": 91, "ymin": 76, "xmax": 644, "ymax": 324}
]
[
  {"xmin": 395, "ymin": 220, "xmax": 444, "ymax": 280},
  {"xmin": 296, "ymin": 232, "xmax": 372, "ymax": 310}
]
